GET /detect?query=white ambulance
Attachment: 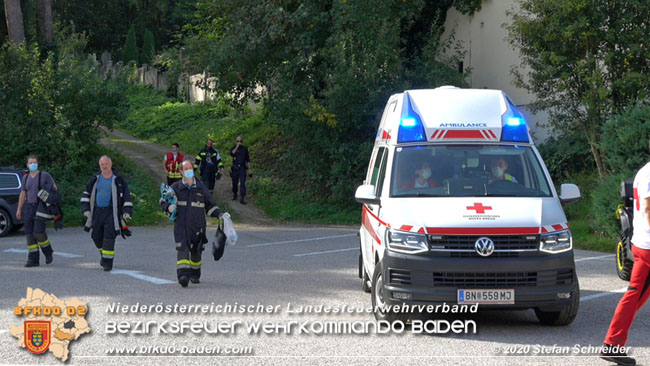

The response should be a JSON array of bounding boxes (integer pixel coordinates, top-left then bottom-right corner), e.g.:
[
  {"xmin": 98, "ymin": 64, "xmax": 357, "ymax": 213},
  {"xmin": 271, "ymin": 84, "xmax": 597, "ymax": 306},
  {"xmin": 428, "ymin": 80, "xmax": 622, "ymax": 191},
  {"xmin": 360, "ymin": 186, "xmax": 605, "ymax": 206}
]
[{"xmin": 355, "ymin": 87, "xmax": 581, "ymax": 325}]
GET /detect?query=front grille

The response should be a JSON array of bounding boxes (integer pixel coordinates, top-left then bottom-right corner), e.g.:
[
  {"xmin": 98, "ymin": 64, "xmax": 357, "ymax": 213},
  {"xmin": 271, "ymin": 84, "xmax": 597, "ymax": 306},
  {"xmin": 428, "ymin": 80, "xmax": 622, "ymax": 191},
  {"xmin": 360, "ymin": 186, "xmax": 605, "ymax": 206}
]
[
  {"xmin": 389, "ymin": 269, "xmax": 411, "ymax": 285},
  {"xmin": 556, "ymin": 269, "xmax": 573, "ymax": 285},
  {"xmin": 429, "ymin": 235, "xmax": 538, "ymax": 257},
  {"xmin": 432, "ymin": 272, "xmax": 537, "ymax": 288}
]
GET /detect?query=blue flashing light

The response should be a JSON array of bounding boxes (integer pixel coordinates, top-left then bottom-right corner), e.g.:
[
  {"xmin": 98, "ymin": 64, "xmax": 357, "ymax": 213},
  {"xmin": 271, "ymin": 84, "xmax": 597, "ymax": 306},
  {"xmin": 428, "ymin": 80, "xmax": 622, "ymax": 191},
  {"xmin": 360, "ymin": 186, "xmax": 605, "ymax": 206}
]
[
  {"xmin": 398, "ymin": 93, "xmax": 427, "ymax": 143},
  {"xmin": 501, "ymin": 96, "xmax": 529, "ymax": 143}
]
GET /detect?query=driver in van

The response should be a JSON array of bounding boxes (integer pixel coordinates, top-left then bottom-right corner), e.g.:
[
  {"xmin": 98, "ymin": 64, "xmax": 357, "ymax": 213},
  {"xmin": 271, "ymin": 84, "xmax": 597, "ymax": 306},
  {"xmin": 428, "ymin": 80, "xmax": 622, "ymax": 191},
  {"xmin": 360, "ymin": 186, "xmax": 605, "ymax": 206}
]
[
  {"xmin": 490, "ymin": 157, "xmax": 518, "ymax": 183},
  {"xmin": 401, "ymin": 161, "xmax": 439, "ymax": 189}
]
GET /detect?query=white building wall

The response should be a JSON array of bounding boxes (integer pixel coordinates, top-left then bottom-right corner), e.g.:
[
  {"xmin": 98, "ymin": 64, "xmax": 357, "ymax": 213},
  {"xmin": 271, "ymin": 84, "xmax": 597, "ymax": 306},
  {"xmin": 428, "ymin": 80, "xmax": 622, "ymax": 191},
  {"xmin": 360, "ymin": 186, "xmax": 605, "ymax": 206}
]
[{"xmin": 442, "ymin": 0, "xmax": 552, "ymax": 143}]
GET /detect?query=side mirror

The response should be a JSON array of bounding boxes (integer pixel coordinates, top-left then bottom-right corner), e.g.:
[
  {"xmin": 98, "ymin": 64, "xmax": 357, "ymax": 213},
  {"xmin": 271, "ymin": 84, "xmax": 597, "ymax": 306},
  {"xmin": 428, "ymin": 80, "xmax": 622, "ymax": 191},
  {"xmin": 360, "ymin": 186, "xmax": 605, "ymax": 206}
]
[
  {"xmin": 355, "ymin": 184, "xmax": 381, "ymax": 205},
  {"xmin": 559, "ymin": 183, "xmax": 581, "ymax": 204}
]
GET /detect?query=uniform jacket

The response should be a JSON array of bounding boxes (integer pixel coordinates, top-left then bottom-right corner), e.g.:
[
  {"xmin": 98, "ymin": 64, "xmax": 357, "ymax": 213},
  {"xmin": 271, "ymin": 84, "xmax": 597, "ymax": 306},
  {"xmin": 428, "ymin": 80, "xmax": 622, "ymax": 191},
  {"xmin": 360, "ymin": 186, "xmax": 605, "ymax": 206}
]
[
  {"xmin": 165, "ymin": 152, "xmax": 185, "ymax": 179},
  {"xmin": 29, "ymin": 172, "xmax": 64, "ymax": 226},
  {"xmin": 194, "ymin": 146, "xmax": 224, "ymax": 176},
  {"xmin": 80, "ymin": 169, "xmax": 133, "ymax": 235},
  {"xmin": 160, "ymin": 179, "xmax": 222, "ymax": 249}
]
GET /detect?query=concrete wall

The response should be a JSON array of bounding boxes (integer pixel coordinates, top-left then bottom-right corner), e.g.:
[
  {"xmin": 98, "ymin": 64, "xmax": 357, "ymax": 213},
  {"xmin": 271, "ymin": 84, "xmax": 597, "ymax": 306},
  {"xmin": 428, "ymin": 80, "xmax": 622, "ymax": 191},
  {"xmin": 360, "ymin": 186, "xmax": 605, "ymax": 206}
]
[{"xmin": 442, "ymin": 0, "xmax": 553, "ymax": 143}]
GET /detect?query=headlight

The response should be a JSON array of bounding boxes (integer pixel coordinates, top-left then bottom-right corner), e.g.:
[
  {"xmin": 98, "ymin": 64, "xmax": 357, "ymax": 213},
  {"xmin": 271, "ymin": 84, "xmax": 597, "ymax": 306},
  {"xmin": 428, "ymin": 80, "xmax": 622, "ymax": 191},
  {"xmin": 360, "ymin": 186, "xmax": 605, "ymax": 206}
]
[
  {"xmin": 540, "ymin": 229, "xmax": 572, "ymax": 253},
  {"xmin": 386, "ymin": 229, "xmax": 428, "ymax": 254}
]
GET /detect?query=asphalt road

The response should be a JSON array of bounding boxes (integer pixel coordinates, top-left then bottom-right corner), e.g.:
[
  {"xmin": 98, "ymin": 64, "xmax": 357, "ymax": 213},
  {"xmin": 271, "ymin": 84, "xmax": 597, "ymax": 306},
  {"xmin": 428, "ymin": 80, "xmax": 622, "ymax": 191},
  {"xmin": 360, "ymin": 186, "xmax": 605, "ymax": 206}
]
[{"xmin": 0, "ymin": 224, "xmax": 647, "ymax": 366}]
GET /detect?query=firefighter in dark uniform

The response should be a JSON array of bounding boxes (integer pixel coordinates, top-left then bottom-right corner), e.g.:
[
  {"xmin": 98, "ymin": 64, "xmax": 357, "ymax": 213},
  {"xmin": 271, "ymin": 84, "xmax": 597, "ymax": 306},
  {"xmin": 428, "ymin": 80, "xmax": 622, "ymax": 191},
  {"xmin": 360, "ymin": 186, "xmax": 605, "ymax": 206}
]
[
  {"xmin": 80, "ymin": 155, "xmax": 133, "ymax": 271},
  {"xmin": 160, "ymin": 160, "xmax": 225, "ymax": 287},
  {"xmin": 163, "ymin": 143, "xmax": 184, "ymax": 186},
  {"xmin": 230, "ymin": 136, "xmax": 253, "ymax": 204},
  {"xmin": 16, "ymin": 155, "xmax": 56, "ymax": 267},
  {"xmin": 194, "ymin": 138, "xmax": 225, "ymax": 193}
]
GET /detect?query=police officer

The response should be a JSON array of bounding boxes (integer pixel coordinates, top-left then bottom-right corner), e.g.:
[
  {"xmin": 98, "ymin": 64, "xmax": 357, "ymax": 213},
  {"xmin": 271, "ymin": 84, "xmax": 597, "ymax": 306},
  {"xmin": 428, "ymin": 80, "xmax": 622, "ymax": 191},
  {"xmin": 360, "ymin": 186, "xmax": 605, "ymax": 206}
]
[
  {"xmin": 163, "ymin": 143, "xmax": 184, "ymax": 186},
  {"xmin": 160, "ymin": 160, "xmax": 225, "ymax": 287},
  {"xmin": 16, "ymin": 155, "xmax": 56, "ymax": 267},
  {"xmin": 230, "ymin": 136, "xmax": 252, "ymax": 204},
  {"xmin": 80, "ymin": 156, "xmax": 133, "ymax": 272},
  {"xmin": 194, "ymin": 138, "xmax": 225, "ymax": 193}
]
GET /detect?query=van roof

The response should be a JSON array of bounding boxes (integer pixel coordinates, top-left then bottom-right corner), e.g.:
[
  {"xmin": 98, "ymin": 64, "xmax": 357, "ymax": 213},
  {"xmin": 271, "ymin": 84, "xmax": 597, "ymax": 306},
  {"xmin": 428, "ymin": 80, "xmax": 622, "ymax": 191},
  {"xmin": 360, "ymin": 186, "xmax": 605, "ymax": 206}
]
[{"xmin": 376, "ymin": 87, "xmax": 531, "ymax": 146}]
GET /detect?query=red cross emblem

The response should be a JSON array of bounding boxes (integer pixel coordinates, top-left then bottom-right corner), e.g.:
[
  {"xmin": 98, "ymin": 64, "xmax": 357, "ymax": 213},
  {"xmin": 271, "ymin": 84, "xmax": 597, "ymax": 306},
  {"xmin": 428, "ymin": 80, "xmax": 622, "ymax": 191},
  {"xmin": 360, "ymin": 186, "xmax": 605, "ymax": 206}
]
[{"xmin": 466, "ymin": 203, "xmax": 492, "ymax": 214}]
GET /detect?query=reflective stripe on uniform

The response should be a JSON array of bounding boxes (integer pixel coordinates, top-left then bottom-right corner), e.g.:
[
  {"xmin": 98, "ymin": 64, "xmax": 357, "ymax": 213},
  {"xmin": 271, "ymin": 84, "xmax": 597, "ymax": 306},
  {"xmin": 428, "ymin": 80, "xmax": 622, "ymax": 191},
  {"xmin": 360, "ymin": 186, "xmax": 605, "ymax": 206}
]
[
  {"xmin": 102, "ymin": 250, "xmax": 115, "ymax": 258},
  {"xmin": 38, "ymin": 239, "xmax": 50, "ymax": 247},
  {"xmin": 36, "ymin": 212, "xmax": 55, "ymax": 219},
  {"xmin": 28, "ymin": 244, "xmax": 39, "ymax": 252},
  {"xmin": 176, "ymin": 242, "xmax": 182, "ymax": 249},
  {"xmin": 195, "ymin": 156, "xmax": 202, "ymax": 161},
  {"xmin": 190, "ymin": 260, "xmax": 202, "ymax": 268},
  {"xmin": 191, "ymin": 202, "xmax": 205, "ymax": 208},
  {"xmin": 80, "ymin": 197, "xmax": 90, "ymax": 202},
  {"xmin": 177, "ymin": 201, "xmax": 187, "ymax": 206},
  {"xmin": 177, "ymin": 259, "xmax": 191, "ymax": 269},
  {"xmin": 207, "ymin": 207, "xmax": 218, "ymax": 216},
  {"xmin": 123, "ymin": 202, "xmax": 133, "ymax": 207}
]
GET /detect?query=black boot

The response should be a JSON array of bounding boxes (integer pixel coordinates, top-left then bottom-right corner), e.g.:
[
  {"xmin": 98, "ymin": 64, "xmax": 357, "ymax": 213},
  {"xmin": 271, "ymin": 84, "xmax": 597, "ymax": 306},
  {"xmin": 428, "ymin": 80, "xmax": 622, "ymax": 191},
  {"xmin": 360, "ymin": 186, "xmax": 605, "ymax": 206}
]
[
  {"xmin": 178, "ymin": 275, "xmax": 189, "ymax": 287},
  {"xmin": 240, "ymin": 195, "xmax": 246, "ymax": 205},
  {"xmin": 103, "ymin": 258, "xmax": 113, "ymax": 272},
  {"xmin": 600, "ymin": 344, "xmax": 636, "ymax": 366},
  {"xmin": 41, "ymin": 245, "xmax": 54, "ymax": 264},
  {"xmin": 190, "ymin": 267, "xmax": 201, "ymax": 284},
  {"xmin": 25, "ymin": 251, "xmax": 39, "ymax": 267},
  {"xmin": 232, "ymin": 193, "xmax": 237, "ymax": 201}
]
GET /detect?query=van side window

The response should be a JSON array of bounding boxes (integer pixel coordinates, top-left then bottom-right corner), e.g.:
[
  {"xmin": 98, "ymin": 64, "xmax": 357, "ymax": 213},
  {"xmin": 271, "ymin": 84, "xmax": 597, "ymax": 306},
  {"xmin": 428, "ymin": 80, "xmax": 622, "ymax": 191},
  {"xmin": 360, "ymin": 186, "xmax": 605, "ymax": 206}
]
[
  {"xmin": 375, "ymin": 150, "xmax": 389, "ymax": 197},
  {"xmin": 370, "ymin": 148, "xmax": 387, "ymax": 186},
  {"xmin": 0, "ymin": 173, "xmax": 20, "ymax": 189}
]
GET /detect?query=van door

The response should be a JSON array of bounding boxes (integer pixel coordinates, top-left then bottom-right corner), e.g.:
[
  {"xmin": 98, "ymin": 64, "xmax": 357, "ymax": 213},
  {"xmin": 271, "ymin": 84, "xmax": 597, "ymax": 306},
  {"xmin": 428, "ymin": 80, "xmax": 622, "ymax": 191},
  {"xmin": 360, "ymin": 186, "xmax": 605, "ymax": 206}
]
[{"xmin": 362, "ymin": 146, "xmax": 388, "ymax": 276}]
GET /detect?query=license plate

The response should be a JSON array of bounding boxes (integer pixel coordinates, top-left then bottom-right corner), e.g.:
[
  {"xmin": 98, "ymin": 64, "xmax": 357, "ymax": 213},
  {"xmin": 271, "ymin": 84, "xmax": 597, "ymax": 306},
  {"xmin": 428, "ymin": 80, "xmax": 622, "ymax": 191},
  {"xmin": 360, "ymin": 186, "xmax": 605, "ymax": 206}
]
[{"xmin": 457, "ymin": 289, "xmax": 515, "ymax": 304}]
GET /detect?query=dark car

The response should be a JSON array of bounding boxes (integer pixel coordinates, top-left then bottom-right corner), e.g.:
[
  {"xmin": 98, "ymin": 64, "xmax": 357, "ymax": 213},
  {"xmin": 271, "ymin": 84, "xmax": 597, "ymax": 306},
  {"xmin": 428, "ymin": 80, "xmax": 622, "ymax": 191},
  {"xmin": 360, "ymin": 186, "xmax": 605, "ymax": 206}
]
[{"xmin": 0, "ymin": 166, "xmax": 25, "ymax": 237}]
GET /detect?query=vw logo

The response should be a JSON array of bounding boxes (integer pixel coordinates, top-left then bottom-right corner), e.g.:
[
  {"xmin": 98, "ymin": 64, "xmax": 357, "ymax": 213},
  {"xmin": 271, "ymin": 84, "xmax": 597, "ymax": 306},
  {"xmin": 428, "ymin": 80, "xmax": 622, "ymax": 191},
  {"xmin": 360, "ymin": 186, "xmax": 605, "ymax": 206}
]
[{"xmin": 475, "ymin": 237, "xmax": 495, "ymax": 257}]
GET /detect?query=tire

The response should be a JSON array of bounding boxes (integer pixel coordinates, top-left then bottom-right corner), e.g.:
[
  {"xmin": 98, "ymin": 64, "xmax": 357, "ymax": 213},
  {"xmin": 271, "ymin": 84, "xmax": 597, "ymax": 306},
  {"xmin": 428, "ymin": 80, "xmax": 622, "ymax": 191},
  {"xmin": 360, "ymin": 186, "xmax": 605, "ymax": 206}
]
[
  {"xmin": 616, "ymin": 235, "xmax": 634, "ymax": 281},
  {"xmin": 371, "ymin": 261, "xmax": 409, "ymax": 323},
  {"xmin": 361, "ymin": 260, "xmax": 371, "ymax": 293},
  {"xmin": 0, "ymin": 208, "xmax": 13, "ymax": 238},
  {"xmin": 534, "ymin": 279, "xmax": 580, "ymax": 326}
]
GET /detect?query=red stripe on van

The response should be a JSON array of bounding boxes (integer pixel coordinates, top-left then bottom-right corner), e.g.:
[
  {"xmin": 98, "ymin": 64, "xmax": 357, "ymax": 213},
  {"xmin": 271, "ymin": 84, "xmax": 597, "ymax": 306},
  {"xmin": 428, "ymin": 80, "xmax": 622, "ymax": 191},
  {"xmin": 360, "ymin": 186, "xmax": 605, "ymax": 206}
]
[
  {"xmin": 400, "ymin": 225, "xmax": 413, "ymax": 231},
  {"xmin": 552, "ymin": 224, "xmax": 564, "ymax": 231},
  {"xmin": 442, "ymin": 130, "xmax": 485, "ymax": 139},
  {"xmin": 488, "ymin": 130, "xmax": 498, "ymax": 139},
  {"xmin": 426, "ymin": 227, "xmax": 540, "ymax": 235},
  {"xmin": 362, "ymin": 206, "xmax": 382, "ymax": 244},
  {"xmin": 431, "ymin": 130, "xmax": 440, "ymax": 139}
]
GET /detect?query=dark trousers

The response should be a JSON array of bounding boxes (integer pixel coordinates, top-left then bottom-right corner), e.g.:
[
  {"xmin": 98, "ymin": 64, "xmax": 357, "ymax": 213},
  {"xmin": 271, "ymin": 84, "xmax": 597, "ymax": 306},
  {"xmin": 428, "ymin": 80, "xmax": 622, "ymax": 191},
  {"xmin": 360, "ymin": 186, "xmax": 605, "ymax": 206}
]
[
  {"xmin": 201, "ymin": 165, "xmax": 216, "ymax": 191},
  {"xmin": 91, "ymin": 207, "xmax": 117, "ymax": 269},
  {"xmin": 177, "ymin": 240, "xmax": 203, "ymax": 280},
  {"xmin": 231, "ymin": 167, "xmax": 247, "ymax": 196},
  {"xmin": 605, "ymin": 245, "xmax": 650, "ymax": 346},
  {"xmin": 22, "ymin": 203, "xmax": 53, "ymax": 262}
]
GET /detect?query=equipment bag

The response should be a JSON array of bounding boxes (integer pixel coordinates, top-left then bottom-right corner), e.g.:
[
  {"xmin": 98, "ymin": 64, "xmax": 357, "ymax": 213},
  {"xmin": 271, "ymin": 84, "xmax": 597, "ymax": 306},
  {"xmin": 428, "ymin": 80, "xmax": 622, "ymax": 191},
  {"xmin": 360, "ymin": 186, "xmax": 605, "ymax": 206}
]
[
  {"xmin": 222, "ymin": 213, "xmax": 238, "ymax": 246},
  {"xmin": 212, "ymin": 223, "xmax": 227, "ymax": 261}
]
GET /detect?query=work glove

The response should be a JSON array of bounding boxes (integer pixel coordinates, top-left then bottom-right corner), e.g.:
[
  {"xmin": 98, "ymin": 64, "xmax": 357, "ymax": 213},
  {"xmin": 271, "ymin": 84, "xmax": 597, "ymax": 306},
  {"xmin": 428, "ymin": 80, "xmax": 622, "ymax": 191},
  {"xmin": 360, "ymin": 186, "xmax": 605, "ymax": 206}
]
[
  {"xmin": 120, "ymin": 217, "xmax": 132, "ymax": 239},
  {"xmin": 53, "ymin": 216, "xmax": 64, "ymax": 231},
  {"xmin": 83, "ymin": 211, "xmax": 91, "ymax": 218},
  {"xmin": 37, "ymin": 189, "xmax": 50, "ymax": 203},
  {"xmin": 122, "ymin": 213, "xmax": 131, "ymax": 221}
]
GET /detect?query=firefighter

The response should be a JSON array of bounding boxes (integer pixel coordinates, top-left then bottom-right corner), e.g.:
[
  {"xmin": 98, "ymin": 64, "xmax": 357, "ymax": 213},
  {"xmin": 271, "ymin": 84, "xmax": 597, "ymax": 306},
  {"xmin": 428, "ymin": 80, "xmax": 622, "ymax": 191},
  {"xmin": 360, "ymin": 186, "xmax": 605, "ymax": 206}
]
[
  {"xmin": 194, "ymin": 138, "xmax": 225, "ymax": 193},
  {"xmin": 16, "ymin": 155, "xmax": 57, "ymax": 267},
  {"xmin": 80, "ymin": 155, "xmax": 133, "ymax": 272},
  {"xmin": 230, "ymin": 136, "xmax": 252, "ymax": 204},
  {"xmin": 160, "ymin": 160, "xmax": 225, "ymax": 287},
  {"xmin": 163, "ymin": 143, "xmax": 184, "ymax": 186}
]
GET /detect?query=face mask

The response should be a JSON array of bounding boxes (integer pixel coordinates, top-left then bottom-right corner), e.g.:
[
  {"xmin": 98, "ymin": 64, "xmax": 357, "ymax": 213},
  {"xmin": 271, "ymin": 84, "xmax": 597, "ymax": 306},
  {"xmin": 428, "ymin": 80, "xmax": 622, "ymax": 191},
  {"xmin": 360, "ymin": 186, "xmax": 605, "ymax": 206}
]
[
  {"xmin": 28, "ymin": 163, "xmax": 38, "ymax": 172},
  {"xmin": 421, "ymin": 168, "xmax": 432, "ymax": 180},
  {"xmin": 184, "ymin": 170, "xmax": 194, "ymax": 179},
  {"xmin": 492, "ymin": 167, "xmax": 504, "ymax": 178}
]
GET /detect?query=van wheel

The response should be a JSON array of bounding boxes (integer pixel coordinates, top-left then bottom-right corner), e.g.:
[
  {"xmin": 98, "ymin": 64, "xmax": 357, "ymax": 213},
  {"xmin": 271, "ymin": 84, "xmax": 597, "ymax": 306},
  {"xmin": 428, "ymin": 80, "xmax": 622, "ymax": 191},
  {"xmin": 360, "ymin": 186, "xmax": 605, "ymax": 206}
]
[
  {"xmin": 362, "ymin": 264, "xmax": 371, "ymax": 293},
  {"xmin": 616, "ymin": 235, "xmax": 633, "ymax": 281},
  {"xmin": 0, "ymin": 208, "xmax": 13, "ymax": 238},
  {"xmin": 534, "ymin": 279, "xmax": 580, "ymax": 326},
  {"xmin": 371, "ymin": 261, "xmax": 409, "ymax": 323}
]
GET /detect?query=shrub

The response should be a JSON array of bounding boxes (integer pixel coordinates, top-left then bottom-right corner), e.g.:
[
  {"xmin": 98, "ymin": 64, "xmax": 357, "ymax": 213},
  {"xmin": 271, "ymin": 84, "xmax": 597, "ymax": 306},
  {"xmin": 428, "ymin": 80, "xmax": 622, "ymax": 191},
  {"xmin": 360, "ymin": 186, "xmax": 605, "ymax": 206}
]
[
  {"xmin": 602, "ymin": 103, "xmax": 650, "ymax": 175},
  {"xmin": 141, "ymin": 29, "xmax": 155, "ymax": 65},
  {"xmin": 537, "ymin": 132, "xmax": 595, "ymax": 181},
  {"xmin": 591, "ymin": 173, "xmax": 632, "ymax": 237},
  {"xmin": 122, "ymin": 25, "xmax": 139, "ymax": 64}
]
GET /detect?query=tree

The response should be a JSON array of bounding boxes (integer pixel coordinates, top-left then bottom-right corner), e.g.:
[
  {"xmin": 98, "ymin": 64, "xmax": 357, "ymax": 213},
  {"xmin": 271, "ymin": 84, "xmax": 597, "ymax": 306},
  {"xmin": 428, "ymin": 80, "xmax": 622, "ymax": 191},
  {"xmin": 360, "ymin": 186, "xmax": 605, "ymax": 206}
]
[
  {"xmin": 3, "ymin": 0, "xmax": 24, "ymax": 44},
  {"xmin": 507, "ymin": 0, "xmax": 650, "ymax": 179},
  {"xmin": 36, "ymin": 0, "xmax": 53, "ymax": 42},
  {"xmin": 141, "ymin": 29, "xmax": 155, "ymax": 65},
  {"xmin": 122, "ymin": 25, "xmax": 139, "ymax": 64}
]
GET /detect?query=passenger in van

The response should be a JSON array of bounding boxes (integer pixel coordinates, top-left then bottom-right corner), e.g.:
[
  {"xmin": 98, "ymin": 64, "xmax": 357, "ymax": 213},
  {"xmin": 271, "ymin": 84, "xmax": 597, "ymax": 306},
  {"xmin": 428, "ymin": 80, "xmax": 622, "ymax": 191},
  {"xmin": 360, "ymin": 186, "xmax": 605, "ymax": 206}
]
[
  {"xmin": 400, "ymin": 161, "xmax": 439, "ymax": 189},
  {"xmin": 489, "ymin": 157, "xmax": 518, "ymax": 183}
]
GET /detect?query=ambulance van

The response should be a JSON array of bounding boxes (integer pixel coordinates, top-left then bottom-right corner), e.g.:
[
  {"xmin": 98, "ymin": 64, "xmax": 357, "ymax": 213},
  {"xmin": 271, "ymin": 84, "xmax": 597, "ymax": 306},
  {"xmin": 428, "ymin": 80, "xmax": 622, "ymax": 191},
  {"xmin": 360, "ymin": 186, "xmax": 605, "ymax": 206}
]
[{"xmin": 355, "ymin": 87, "xmax": 581, "ymax": 325}]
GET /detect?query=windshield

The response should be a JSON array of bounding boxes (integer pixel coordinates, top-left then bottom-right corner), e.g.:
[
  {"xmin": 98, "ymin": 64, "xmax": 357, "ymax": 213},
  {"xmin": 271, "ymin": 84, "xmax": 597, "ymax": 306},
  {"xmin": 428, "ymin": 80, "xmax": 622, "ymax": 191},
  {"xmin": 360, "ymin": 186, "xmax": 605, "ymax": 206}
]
[{"xmin": 390, "ymin": 145, "xmax": 552, "ymax": 198}]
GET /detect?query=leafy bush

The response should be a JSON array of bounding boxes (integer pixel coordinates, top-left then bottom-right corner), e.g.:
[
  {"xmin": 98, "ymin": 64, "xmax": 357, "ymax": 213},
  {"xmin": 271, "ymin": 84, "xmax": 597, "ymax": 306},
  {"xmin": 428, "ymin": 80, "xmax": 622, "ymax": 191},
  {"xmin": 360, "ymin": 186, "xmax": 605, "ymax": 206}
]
[
  {"xmin": 537, "ymin": 132, "xmax": 595, "ymax": 181},
  {"xmin": 122, "ymin": 25, "xmax": 138, "ymax": 64},
  {"xmin": 141, "ymin": 29, "xmax": 155, "ymax": 65},
  {"xmin": 591, "ymin": 173, "xmax": 631, "ymax": 237},
  {"xmin": 602, "ymin": 103, "xmax": 650, "ymax": 175}
]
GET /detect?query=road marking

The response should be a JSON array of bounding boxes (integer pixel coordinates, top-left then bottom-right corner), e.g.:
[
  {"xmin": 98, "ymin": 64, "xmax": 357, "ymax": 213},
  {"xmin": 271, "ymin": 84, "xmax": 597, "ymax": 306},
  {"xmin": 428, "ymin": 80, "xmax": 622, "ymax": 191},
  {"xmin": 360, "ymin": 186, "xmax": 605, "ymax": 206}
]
[
  {"xmin": 110, "ymin": 269, "xmax": 175, "ymax": 285},
  {"xmin": 575, "ymin": 254, "xmax": 615, "ymax": 262},
  {"xmin": 4, "ymin": 248, "xmax": 83, "ymax": 258},
  {"xmin": 293, "ymin": 247, "xmax": 358, "ymax": 257},
  {"xmin": 580, "ymin": 287, "xmax": 627, "ymax": 302},
  {"xmin": 248, "ymin": 234, "xmax": 357, "ymax": 248}
]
